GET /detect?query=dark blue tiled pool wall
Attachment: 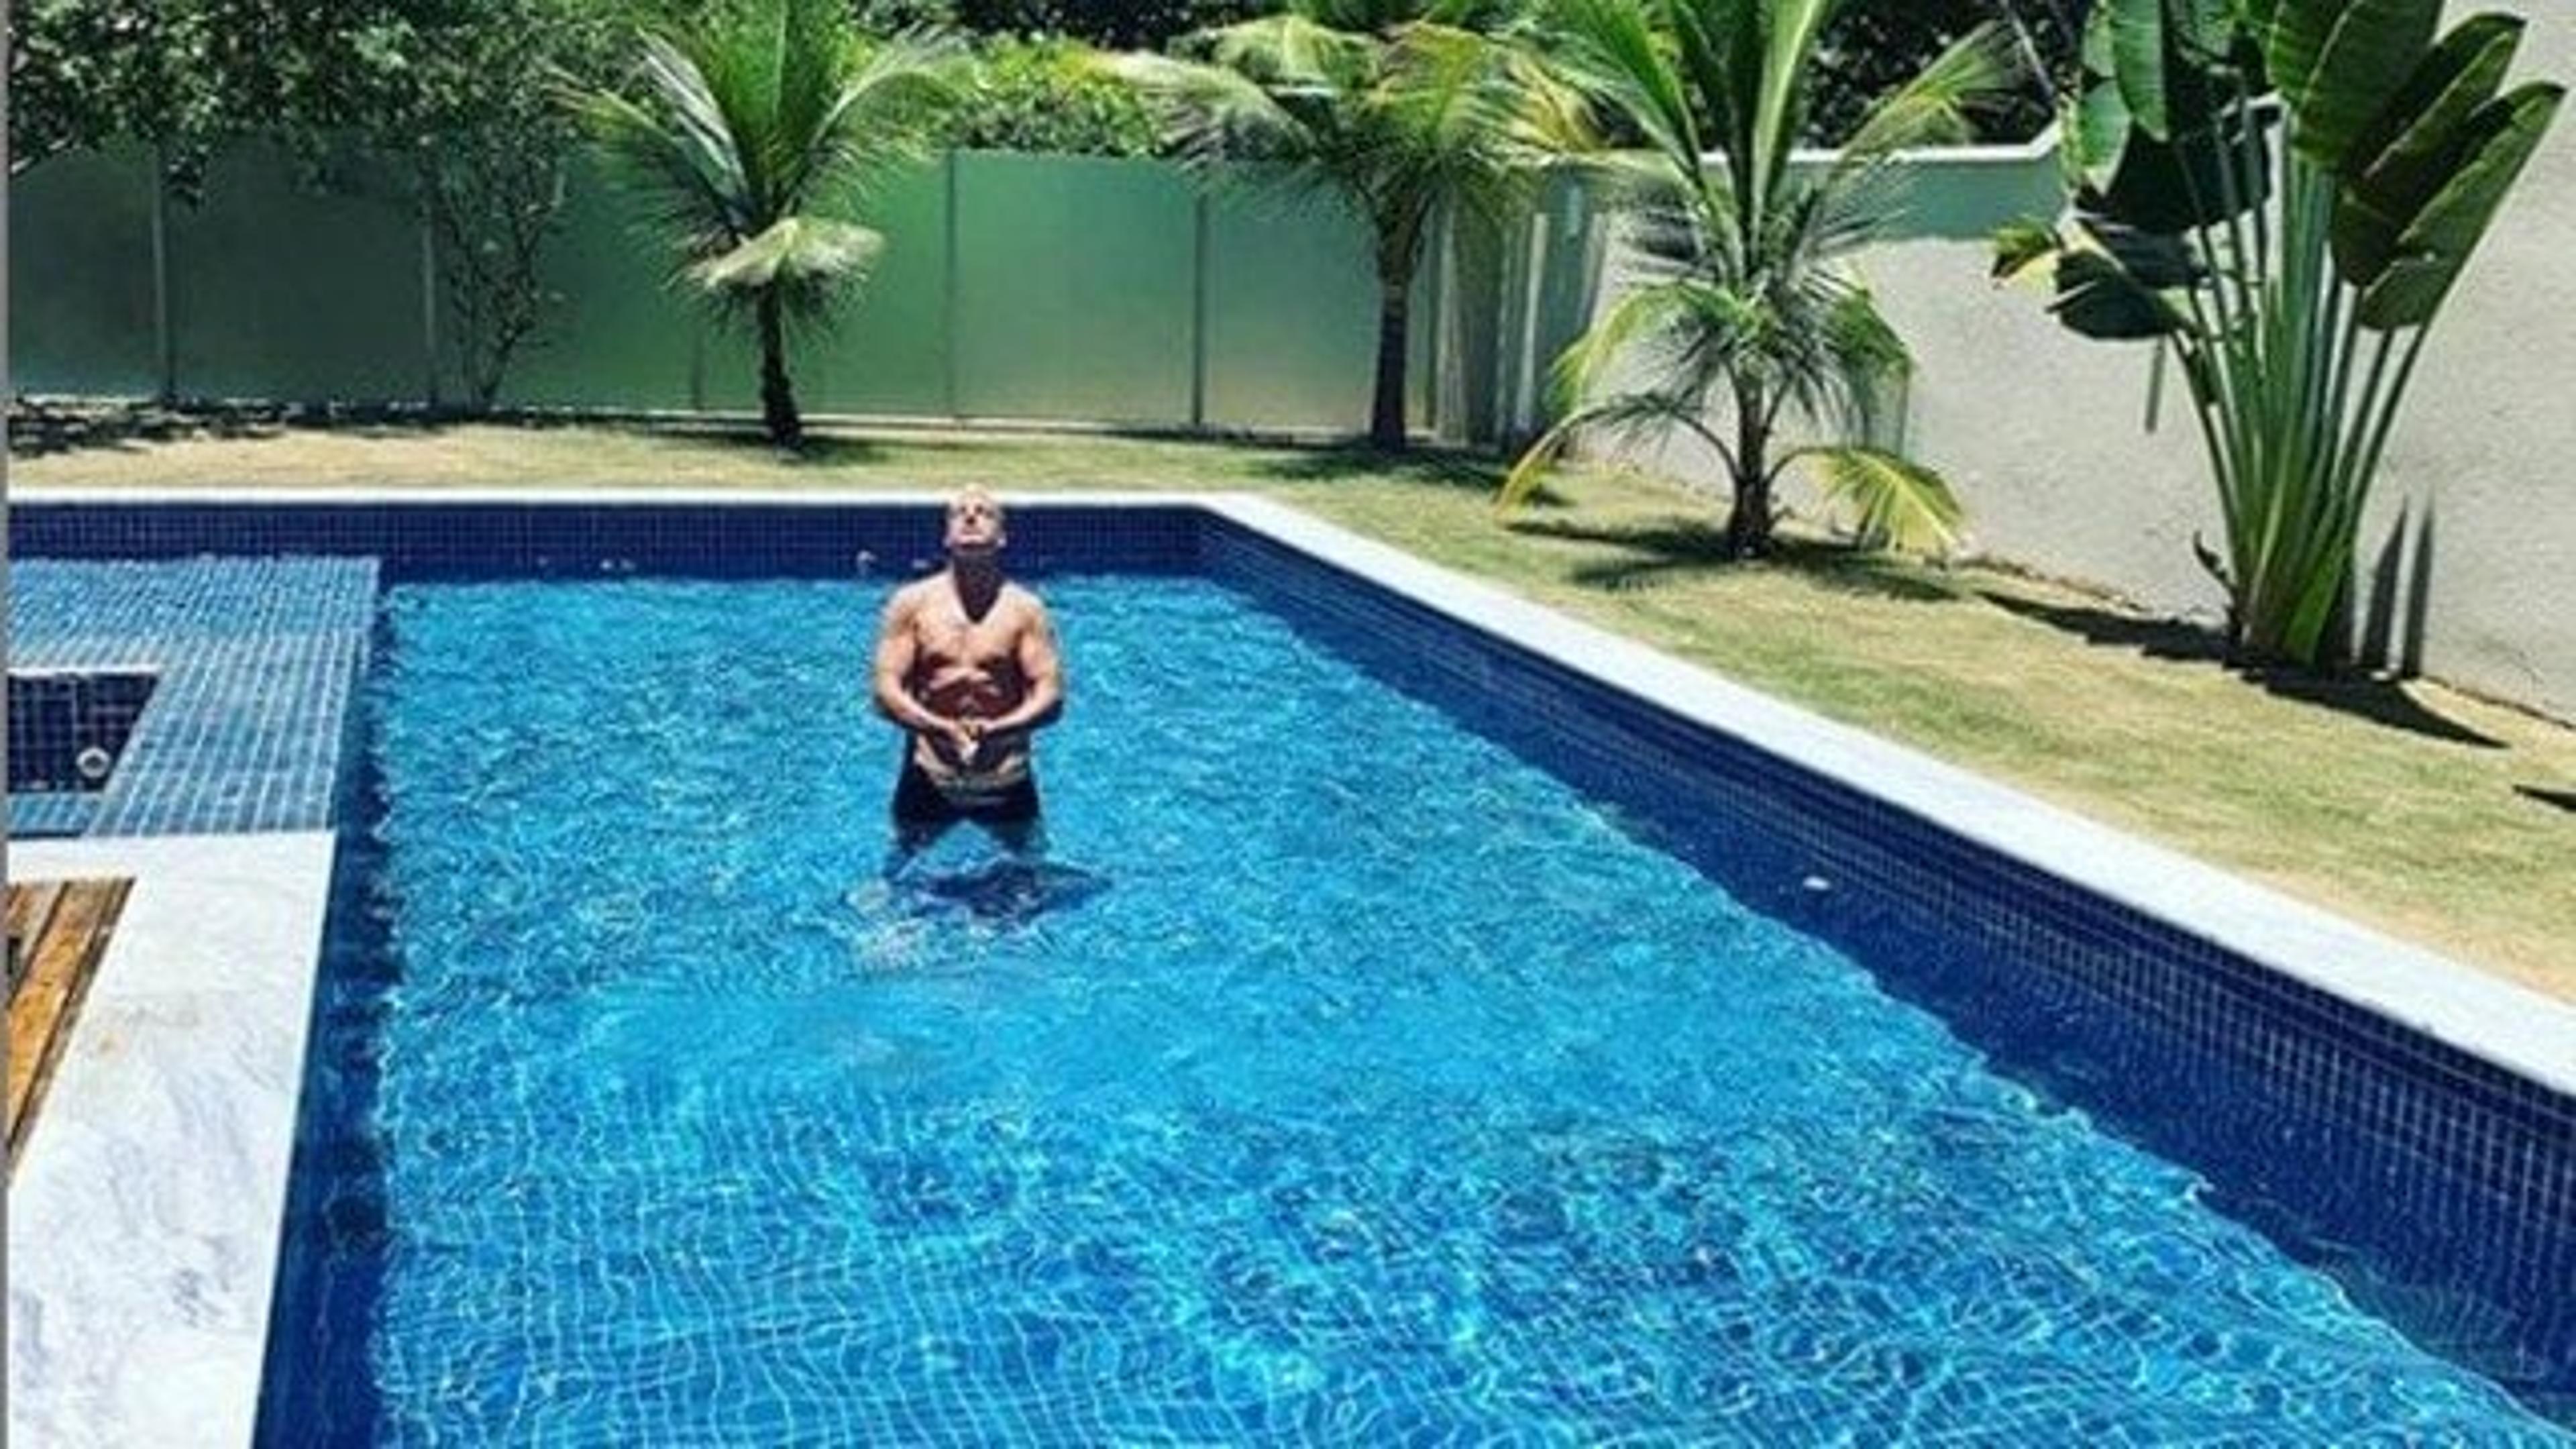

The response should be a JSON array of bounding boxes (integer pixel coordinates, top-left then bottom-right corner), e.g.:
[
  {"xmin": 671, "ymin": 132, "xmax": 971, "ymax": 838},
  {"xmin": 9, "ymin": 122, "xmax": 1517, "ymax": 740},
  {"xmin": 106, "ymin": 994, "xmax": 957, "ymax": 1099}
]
[
  {"xmin": 1201, "ymin": 517, "xmax": 2576, "ymax": 1415},
  {"xmin": 7, "ymin": 668, "xmax": 157, "ymax": 793},
  {"xmin": 9, "ymin": 500, "xmax": 1201, "ymax": 582}
]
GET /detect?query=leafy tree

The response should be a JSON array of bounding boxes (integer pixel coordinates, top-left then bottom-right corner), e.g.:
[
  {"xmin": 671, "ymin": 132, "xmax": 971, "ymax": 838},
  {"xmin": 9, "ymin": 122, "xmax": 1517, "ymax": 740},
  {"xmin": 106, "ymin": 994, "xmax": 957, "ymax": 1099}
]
[
  {"xmin": 949, "ymin": 37, "xmax": 1161, "ymax": 154},
  {"xmin": 319, "ymin": 0, "xmax": 635, "ymax": 409},
  {"xmin": 9, "ymin": 1, "xmax": 225, "ymax": 186},
  {"xmin": 1501, "ymin": 0, "xmax": 2019, "ymax": 557},
  {"xmin": 1809, "ymin": 0, "xmax": 2078, "ymax": 144},
  {"xmin": 953, "ymin": 0, "xmax": 1273, "ymax": 51},
  {"xmin": 10, "ymin": 0, "xmax": 622, "ymax": 409},
  {"xmin": 569, "ymin": 0, "xmax": 962, "ymax": 447},
  {"xmin": 1112, "ymin": 0, "xmax": 1595, "ymax": 451},
  {"xmin": 5, "ymin": 0, "xmax": 424, "ymax": 195},
  {"xmin": 1995, "ymin": 0, "xmax": 2561, "ymax": 665}
]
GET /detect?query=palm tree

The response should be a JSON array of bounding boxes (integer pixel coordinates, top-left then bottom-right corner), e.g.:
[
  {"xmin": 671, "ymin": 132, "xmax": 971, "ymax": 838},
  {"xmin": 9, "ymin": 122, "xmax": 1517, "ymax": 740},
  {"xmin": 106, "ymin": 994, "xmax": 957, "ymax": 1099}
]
[
  {"xmin": 568, "ymin": 0, "xmax": 959, "ymax": 448},
  {"xmin": 1500, "ymin": 0, "xmax": 2018, "ymax": 557},
  {"xmin": 1112, "ymin": 0, "xmax": 1594, "ymax": 452}
]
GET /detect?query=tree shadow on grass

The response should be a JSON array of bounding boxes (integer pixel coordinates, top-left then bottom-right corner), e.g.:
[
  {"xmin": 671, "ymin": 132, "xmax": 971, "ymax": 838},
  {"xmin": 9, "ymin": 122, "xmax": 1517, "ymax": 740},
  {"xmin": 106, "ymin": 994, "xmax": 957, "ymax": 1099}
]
[
  {"xmin": 8, "ymin": 396, "xmax": 929, "ymax": 465},
  {"xmin": 685, "ymin": 429, "xmax": 898, "ymax": 467},
  {"xmin": 1247, "ymin": 443, "xmax": 1522, "ymax": 495},
  {"xmin": 7, "ymin": 398, "xmax": 433, "ymax": 456},
  {"xmin": 1507, "ymin": 515, "xmax": 1958, "ymax": 602},
  {"xmin": 2513, "ymin": 784, "xmax": 2576, "ymax": 815},
  {"xmin": 1979, "ymin": 590, "xmax": 2508, "ymax": 749}
]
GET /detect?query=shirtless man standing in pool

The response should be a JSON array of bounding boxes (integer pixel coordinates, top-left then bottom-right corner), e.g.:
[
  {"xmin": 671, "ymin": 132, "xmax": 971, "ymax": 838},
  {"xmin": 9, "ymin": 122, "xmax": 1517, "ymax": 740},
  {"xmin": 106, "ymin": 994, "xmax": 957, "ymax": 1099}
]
[{"xmin": 871, "ymin": 487, "xmax": 1065, "ymax": 851}]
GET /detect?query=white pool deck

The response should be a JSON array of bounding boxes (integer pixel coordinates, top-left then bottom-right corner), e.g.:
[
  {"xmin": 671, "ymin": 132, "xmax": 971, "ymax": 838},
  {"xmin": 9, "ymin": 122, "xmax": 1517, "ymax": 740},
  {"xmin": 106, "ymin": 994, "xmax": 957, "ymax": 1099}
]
[
  {"xmin": 6, "ymin": 830, "xmax": 335, "ymax": 1449},
  {"xmin": 9, "ymin": 488, "xmax": 2574, "ymax": 1446}
]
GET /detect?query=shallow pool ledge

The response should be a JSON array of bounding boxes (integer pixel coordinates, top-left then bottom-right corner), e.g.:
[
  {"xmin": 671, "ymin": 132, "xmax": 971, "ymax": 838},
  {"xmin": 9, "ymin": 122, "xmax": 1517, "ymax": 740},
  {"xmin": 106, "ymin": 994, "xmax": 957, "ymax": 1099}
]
[{"xmin": 6, "ymin": 831, "xmax": 337, "ymax": 1449}]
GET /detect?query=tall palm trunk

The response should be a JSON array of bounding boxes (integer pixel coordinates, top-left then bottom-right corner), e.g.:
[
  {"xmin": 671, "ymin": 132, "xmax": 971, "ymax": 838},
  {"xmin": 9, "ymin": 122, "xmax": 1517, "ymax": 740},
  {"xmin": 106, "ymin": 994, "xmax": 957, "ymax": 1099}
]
[
  {"xmin": 1725, "ymin": 381, "xmax": 1772, "ymax": 557},
  {"xmin": 1369, "ymin": 276, "xmax": 1410, "ymax": 453},
  {"xmin": 756, "ymin": 289, "xmax": 802, "ymax": 448}
]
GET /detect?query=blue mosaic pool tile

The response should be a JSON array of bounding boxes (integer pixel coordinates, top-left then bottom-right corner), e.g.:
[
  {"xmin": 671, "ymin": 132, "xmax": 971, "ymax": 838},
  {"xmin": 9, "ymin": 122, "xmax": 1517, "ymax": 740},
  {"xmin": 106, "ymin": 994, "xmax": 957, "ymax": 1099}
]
[
  {"xmin": 11, "ymin": 500, "xmax": 1201, "ymax": 582},
  {"xmin": 1201, "ymin": 515, "xmax": 2576, "ymax": 1389},
  {"xmin": 9, "ymin": 557, "xmax": 378, "ymax": 837},
  {"xmin": 8, "ymin": 792, "xmax": 99, "ymax": 838}
]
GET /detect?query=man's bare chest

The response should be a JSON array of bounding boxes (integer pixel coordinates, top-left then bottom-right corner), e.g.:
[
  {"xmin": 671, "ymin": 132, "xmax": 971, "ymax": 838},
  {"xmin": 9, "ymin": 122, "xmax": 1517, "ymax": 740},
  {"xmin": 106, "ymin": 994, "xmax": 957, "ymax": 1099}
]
[{"xmin": 912, "ymin": 606, "xmax": 1020, "ymax": 672}]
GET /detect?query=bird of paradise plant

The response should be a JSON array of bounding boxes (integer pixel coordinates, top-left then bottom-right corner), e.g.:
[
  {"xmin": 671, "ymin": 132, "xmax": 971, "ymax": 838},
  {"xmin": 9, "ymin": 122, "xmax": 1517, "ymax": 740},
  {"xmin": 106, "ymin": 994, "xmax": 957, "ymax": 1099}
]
[{"xmin": 1995, "ymin": 0, "xmax": 2561, "ymax": 665}]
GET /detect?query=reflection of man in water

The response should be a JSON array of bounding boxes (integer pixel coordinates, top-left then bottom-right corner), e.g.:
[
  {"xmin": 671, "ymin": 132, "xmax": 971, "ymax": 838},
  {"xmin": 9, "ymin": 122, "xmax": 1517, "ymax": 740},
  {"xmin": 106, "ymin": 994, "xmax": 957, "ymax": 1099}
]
[{"xmin": 871, "ymin": 487, "xmax": 1064, "ymax": 854}]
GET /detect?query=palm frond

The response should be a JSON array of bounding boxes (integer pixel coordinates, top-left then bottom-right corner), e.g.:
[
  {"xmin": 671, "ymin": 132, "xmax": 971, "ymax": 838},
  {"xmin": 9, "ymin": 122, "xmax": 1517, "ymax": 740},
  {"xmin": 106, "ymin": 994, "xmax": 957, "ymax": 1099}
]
[
  {"xmin": 1750, "ymin": 0, "xmax": 1838, "ymax": 189},
  {"xmin": 1841, "ymin": 21, "xmax": 2023, "ymax": 160},
  {"xmin": 1499, "ymin": 390, "xmax": 1736, "ymax": 512},
  {"xmin": 569, "ymin": 0, "xmax": 951, "ymax": 303},
  {"xmin": 567, "ymin": 82, "xmax": 745, "ymax": 258},
  {"xmin": 1199, "ymin": 13, "xmax": 1377, "ymax": 93},
  {"xmin": 1104, "ymin": 52, "xmax": 1320, "ymax": 171},
  {"xmin": 1796, "ymin": 445, "xmax": 1965, "ymax": 553},
  {"xmin": 796, "ymin": 29, "xmax": 965, "ymax": 205},
  {"xmin": 1547, "ymin": 276, "xmax": 1703, "ymax": 407},
  {"xmin": 688, "ymin": 215, "xmax": 884, "ymax": 294},
  {"xmin": 1544, "ymin": 0, "xmax": 1703, "ymax": 172}
]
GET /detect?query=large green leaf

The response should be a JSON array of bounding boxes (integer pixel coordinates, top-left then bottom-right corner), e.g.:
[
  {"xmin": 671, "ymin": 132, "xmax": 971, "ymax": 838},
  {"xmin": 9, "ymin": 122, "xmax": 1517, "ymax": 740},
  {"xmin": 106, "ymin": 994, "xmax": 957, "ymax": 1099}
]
[
  {"xmin": 1990, "ymin": 217, "xmax": 2060, "ymax": 282},
  {"xmin": 1841, "ymin": 22, "xmax": 2023, "ymax": 158},
  {"xmin": 2050, "ymin": 249, "xmax": 2192, "ymax": 339},
  {"xmin": 2108, "ymin": 0, "xmax": 2173, "ymax": 139},
  {"xmin": 2098, "ymin": 109, "xmax": 2271, "ymax": 232},
  {"xmin": 2329, "ymin": 14, "xmax": 2520, "ymax": 288},
  {"xmin": 2174, "ymin": 0, "xmax": 2240, "ymax": 62},
  {"xmin": 2080, "ymin": 215, "xmax": 2204, "ymax": 288},
  {"xmin": 2356, "ymin": 81, "xmax": 2564, "ymax": 329},
  {"xmin": 2104, "ymin": 0, "xmax": 2240, "ymax": 143},
  {"xmin": 2263, "ymin": 0, "xmax": 2440, "ymax": 170}
]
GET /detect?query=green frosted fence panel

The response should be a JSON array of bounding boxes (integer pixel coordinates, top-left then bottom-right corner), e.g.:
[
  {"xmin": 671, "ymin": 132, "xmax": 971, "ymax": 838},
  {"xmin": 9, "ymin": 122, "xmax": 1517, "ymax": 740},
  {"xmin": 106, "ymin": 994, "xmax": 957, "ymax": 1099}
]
[
  {"xmin": 1203, "ymin": 184, "xmax": 1377, "ymax": 432},
  {"xmin": 799, "ymin": 162, "xmax": 950, "ymax": 417},
  {"xmin": 9, "ymin": 146, "xmax": 162, "ymax": 396},
  {"xmin": 954, "ymin": 153, "xmax": 1193, "ymax": 425},
  {"xmin": 496, "ymin": 152, "xmax": 700, "ymax": 411},
  {"xmin": 168, "ymin": 141, "xmax": 424, "ymax": 403}
]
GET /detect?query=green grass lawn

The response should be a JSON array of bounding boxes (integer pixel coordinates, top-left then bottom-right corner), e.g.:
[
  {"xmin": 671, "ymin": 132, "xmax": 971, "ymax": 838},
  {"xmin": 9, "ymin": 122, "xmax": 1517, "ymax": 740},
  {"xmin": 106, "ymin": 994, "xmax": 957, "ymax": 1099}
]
[{"xmin": 18, "ymin": 414, "xmax": 2575, "ymax": 1002}]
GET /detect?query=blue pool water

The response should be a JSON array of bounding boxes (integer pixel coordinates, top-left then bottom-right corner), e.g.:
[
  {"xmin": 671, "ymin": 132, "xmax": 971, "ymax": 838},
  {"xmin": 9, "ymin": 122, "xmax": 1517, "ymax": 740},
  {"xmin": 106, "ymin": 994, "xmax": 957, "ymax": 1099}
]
[{"xmin": 268, "ymin": 575, "xmax": 2569, "ymax": 1444}]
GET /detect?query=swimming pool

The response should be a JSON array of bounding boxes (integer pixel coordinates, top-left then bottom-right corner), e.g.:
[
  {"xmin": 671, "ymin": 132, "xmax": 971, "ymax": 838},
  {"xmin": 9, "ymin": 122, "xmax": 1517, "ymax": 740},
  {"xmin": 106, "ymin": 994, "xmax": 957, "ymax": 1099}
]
[
  {"xmin": 9, "ymin": 492, "xmax": 2569, "ymax": 1443},
  {"xmin": 242, "ymin": 565, "xmax": 2571, "ymax": 1443}
]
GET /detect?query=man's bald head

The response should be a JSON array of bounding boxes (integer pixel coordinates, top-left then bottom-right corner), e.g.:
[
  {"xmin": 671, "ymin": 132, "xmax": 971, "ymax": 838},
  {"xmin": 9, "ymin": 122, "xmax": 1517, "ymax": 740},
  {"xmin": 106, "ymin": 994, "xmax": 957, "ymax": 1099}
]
[{"xmin": 944, "ymin": 486, "xmax": 1008, "ymax": 559}]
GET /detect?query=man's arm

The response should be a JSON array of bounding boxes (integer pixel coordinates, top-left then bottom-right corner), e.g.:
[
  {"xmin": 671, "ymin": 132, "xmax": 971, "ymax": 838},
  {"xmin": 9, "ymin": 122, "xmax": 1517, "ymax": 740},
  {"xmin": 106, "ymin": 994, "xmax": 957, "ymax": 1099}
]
[
  {"xmin": 870, "ymin": 588, "xmax": 964, "ymax": 743},
  {"xmin": 977, "ymin": 594, "xmax": 1065, "ymax": 735}
]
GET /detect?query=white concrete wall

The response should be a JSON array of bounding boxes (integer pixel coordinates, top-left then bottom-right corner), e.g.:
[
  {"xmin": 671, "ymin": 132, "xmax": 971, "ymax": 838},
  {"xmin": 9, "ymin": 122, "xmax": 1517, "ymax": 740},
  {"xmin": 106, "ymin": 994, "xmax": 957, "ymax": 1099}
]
[{"xmin": 1567, "ymin": 8, "xmax": 2576, "ymax": 718}]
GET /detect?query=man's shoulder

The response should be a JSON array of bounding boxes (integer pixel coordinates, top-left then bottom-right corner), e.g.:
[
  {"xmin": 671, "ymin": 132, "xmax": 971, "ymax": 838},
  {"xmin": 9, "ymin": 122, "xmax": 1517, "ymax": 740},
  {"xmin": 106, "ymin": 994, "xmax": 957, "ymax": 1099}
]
[
  {"xmin": 883, "ymin": 575, "xmax": 942, "ymax": 613},
  {"xmin": 1001, "ymin": 580, "xmax": 1053, "ymax": 620}
]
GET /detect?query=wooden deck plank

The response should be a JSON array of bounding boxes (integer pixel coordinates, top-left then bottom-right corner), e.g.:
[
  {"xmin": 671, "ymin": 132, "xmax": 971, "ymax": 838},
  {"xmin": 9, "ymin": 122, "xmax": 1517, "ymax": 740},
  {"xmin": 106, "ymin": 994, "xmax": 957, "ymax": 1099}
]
[
  {"xmin": 8, "ymin": 880, "xmax": 68, "ymax": 990},
  {"xmin": 7, "ymin": 878, "xmax": 133, "ymax": 1169}
]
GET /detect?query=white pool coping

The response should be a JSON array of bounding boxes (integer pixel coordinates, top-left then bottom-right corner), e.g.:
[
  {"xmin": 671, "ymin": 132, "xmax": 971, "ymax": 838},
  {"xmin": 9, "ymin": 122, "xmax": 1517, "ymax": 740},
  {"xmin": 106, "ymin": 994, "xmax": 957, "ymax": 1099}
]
[
  {"xmin": 9, "ymin": 485, "xmax": 2573, "ymax": 1448},
  {"xmin": 5, "ymin": 830, "xmax": 338, "ymax": 1449}
]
